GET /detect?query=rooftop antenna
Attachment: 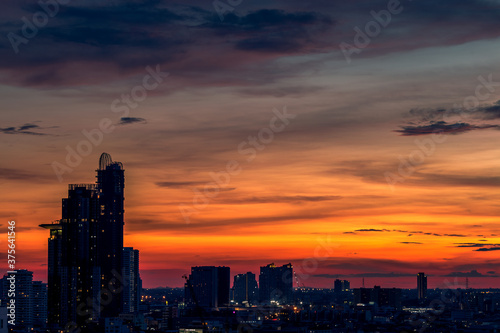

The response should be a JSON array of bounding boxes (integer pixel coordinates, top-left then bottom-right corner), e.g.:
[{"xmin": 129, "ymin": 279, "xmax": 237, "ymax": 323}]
[{"xmin": 362, "ymin": 277, "xmax": 365, "ymax": 288}]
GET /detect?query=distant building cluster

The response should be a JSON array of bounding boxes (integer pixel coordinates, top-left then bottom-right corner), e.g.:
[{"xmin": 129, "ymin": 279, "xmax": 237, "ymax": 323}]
[
  {"xmin": 183, "ymin": 263, "xmax": 294, "ymax": 309},
  {"xmin": 139, "ymin": 275, "xmax": 500, "ymax": 333}
]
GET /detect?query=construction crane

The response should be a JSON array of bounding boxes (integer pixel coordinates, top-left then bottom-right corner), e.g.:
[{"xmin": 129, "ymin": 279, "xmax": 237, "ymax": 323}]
[{"xmin": 182, "ymin": 274, "xmax": 207, "ymax": 332}]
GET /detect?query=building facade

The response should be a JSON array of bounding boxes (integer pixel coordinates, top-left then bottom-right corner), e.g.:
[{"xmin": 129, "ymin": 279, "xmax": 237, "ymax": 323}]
[
  {"xmin": 259, "ymin": 263, "xmax": 293, "ymax": 304},
  {"xmin": 185, "ymin": 266, "xmax": 230, "ymax": 308},
  {"xmin": 40, "ymin": 153, "xmax": 126, "ymax": 331},
  {"xmin": 417, "ymin": 272, "xmax": 427, "ymax": 299},
  {"xmin": 233, "ymin": 272, "xmax": 258, "ymax": 305},
  {"xmin": 123, "ymin": 247, "xmax": 141, "ymax": 314}
]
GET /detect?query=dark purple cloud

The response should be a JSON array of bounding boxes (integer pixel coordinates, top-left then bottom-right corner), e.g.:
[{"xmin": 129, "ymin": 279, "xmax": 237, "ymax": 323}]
[
  {"xmin": 395, "ymin": 121, "xmax": 499, "ymax": 136},
  {"xmin": 475, "ymin": 247, "xmax": 500, "ymax": 252},
  {"xmin": 444, "ymin": 269, "xmax": 496, "ymax": 277},
  {"xmin": 1, "ymin": 0, "xmax": 500, "ymax": 89},
  {"xmin": 0, "ymin": 122, "xmax": 57, "ymax": 135},
  {"xmin": 396, "ymin": 101, "xmax": 500, "ymax": 136},
  {"xmin": 118, "ymin": 117, "xmax": 147, "ymax": 126}
]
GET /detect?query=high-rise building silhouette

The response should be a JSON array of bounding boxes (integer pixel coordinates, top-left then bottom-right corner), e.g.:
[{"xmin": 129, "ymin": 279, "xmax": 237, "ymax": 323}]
[
  {"xmin": 41, "ymin": 184, "xmax": 101, "ymax": 329},
  {"xmin": 417, "ymin": 272, "xmax": 427, "ymax": 299},
  {"xmin": 233, "ymin": 272, "xmax": 258, "ymax": 305},
  {"xmin": 63, "ymin": 184, "xmax": 101, "ymax": 325},
  {"xmin": 96, "ymin": 153, "xmax": 125, "ymax": 318},
  {"xmin": 15, "ymin": 270, "xmax": 33, "ymax": 331},
  {"xmin": 123, "ymin": 247, "xmax": 141, "ymax": 314},
  {"xmin": 217, "ymin": 266, "xmax": 231, "ymax": 307},
  {"xmin": 39, "ymin": 223, "xmax": 63, "ymax": 329},
  {"xmin": 32, "ymin": 281, "xmax": 48, "ymax": 329},
  {"xmin": 40, "ymin": 153, "xmax": 126, "ymax": 331},
  {"xmin": 334, "ymin": 279, "xmax": 350, "ymax": 293},
  {"xmin": 185, "ymin": 266, "xmax": 230, "ymax": 308},
  {"xmin": 259, "ymin": 263, "xmax": 293, "ymax": 304}
]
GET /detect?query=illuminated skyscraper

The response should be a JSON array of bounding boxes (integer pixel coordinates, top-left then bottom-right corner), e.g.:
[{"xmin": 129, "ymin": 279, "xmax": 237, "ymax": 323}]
[
  {"xmin": 40, "ymin": 184, "xmax": 101, "ymax": 329},
  {"xmin": 40, "ymin": 153, "xmax": 126, "ymax": 331}
]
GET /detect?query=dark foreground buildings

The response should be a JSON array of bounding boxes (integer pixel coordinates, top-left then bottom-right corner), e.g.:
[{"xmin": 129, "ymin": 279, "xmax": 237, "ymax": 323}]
[
  {"xmin": 40, "ymin": 153, "xmax": 139, "ymax": 332},
  {"xmin": 185, "ymin": 266, "xmax": 231, "ymax": 308},
  {"xmin": 353, "ymin": 286, "xmax": 402, "ymax": 310},
  {"xmin": 233, "ymin": 272, "xmax": 258, "ymax": 305},
  {"xmin": 259, "ymin": 263, "xmax": 293, "ymax": 304}
]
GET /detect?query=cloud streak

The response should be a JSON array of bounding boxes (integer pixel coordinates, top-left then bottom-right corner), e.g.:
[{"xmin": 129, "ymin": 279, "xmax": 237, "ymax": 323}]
[
  {"xmin": 0, "ymin": 123, "xmax": 56, "ymax": 136},
  {"xmin": 118, "ymin": 117, "xmax": 147, "ymax": 126},
  {"xmin": 395, "ymin": 121, "xmax": 499, "ymax": 136}
]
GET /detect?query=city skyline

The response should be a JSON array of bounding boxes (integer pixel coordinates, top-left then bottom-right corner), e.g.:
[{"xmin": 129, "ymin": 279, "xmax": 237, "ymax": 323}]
[
  {"xmin": 2, "ymin": 0, "xmax": 500, "ymax": 291},
  {"xmin": 6, "ymin": 150, "xmax": 500, "ymax": 290}
]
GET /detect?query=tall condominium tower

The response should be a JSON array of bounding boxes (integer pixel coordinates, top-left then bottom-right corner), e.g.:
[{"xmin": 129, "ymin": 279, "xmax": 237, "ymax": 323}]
[
  {"xmin": 40, "ymin": 153, "xmax": 125, "ymax": 331},
  {"xmin": 96, "ymin": 153, "xmax": 125, "ymax": 318},
  {"xmin": 41, "ymin": 184, "xmax": 101, "ymax": 329}
]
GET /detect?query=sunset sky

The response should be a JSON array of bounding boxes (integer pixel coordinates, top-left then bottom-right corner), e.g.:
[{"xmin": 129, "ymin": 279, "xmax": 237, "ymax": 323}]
[{"xmin": 1, "ymin": 0, "xmax": 500, "ymax": 289}]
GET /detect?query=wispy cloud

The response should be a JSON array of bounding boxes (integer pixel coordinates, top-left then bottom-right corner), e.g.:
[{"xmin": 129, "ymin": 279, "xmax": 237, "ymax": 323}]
[
  {"xmin": 118, "ymin": 117, "xmax": 147, "ymax": 125},
  {"xmin": 344, "ymin": 229, "xmax": 469, "ymax": 238},
  {"xmin": 474, "ymin": 247, "xmax": 500, "ymax": 252},
  {"xmin": 225, "ymin": 195, "xmax": 343, "ymax": 204},
  {"xmin": 443, "ymin": 269, "xmax": 497, "ymax": 277},
  {"xmin": 454, "ymin": 243, "xmax": 500, "ymax": 248},
  {"xmin": 354, "ymin": 228, "xmax": 389, "ymax": 232},
  {"xmin": 0, "ymin": 122, "xmax": 57, "ymax": 136},
  {"xmin": 315, "ymin": 272, "xmax": 414, "ymax": 278},
  {"xmin": 395, "ymin": 121, "xmax": 499, "ymax": 136},
  {"xmin": 396, "ymin": 101, "xmax": 500, "ymax": 136},
  {"xmin": 155, "ymin": 181, "xmax": 207, "ymax": 189}
]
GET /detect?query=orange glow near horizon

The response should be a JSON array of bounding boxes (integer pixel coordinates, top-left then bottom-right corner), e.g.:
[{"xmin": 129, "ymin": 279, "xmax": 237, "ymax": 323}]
[{"xmin": 3, "ymin": 154, "xmax": 500, "ymax": 289}]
